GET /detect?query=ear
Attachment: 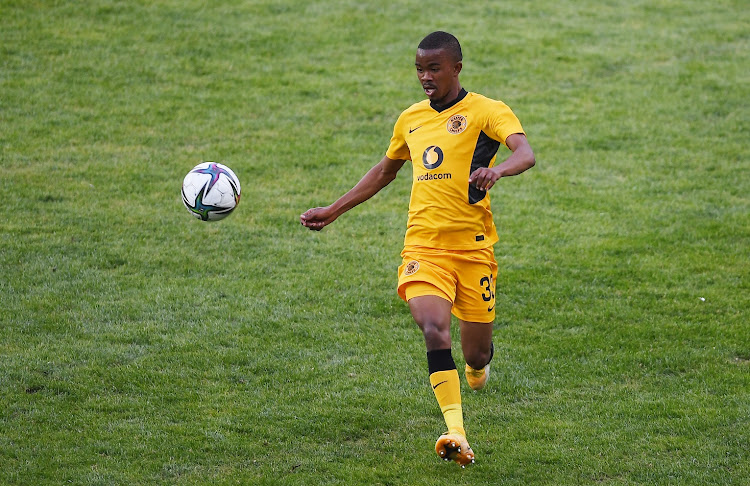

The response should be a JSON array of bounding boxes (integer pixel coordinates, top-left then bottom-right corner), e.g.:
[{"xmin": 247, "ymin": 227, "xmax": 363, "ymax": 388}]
[{"xmin": 454, "ymin": 61, "xmax": 463, "ymax": 76}]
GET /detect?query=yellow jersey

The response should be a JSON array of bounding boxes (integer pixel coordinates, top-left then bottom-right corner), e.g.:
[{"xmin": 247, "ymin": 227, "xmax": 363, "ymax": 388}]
[{"xmin": 386, "ymin": 89, "xmax": 525, "ymax": 250}]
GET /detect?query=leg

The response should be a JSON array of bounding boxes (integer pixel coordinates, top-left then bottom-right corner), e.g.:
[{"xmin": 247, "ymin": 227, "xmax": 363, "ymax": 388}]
[
  {"xmin": 459, "ymin": 319, "xmax": 494, "ymax": 391},
  {"xmin": 408, "ymin": 295, "xmax": 453, "ymax": 351},
  {"xmin": 408, "ymin": 295, "xmax": 475, "ymax": 466},
  {"xmin": 459, "ymin": 320, "xmax": 493, "ymax": 370},
  {"xmin": 397, "ymin": 250, "xmax": 476, "ymax": 466},
  {"xmin": 451, "ymin": 246, "xmax": 497, "ymax": 391}
]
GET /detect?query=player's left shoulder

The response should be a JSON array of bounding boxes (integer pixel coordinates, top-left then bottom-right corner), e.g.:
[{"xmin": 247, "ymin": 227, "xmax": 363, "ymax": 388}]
[
  {"xmin": 462, "ymin": 92, "xmax": 515, "ymax": 130},
  {"xmin": 467, "ymin": 91, "xmax": 512, "ymax": 110}
]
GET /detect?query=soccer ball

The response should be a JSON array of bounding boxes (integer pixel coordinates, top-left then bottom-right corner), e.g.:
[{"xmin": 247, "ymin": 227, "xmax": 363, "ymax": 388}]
[{"xmin": 181, "ymin": 162, "xmax": 241, "ymax": 221}]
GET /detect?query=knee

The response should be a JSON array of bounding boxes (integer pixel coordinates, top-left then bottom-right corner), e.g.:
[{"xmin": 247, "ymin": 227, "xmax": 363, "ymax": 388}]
[
  {"xmin": 465, "ymin": 347, "xmax": 492, "ymax": 370},
  {"xmin": 418, "ymin": 319, "xmax": 451, "ymax": 349}
]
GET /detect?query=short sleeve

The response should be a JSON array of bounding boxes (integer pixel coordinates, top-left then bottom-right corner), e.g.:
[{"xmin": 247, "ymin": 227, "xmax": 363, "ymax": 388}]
[
  {"xmin": 385, "ymin": 111, "xmax": 412, "ymax": 161},
  {"xmin": 484, "ymin": 99, "xmax": 525, "ymax": 147}
]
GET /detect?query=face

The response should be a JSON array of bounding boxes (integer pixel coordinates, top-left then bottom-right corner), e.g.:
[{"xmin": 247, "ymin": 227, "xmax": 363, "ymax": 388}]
[{"xmin": 415, "ymin": 48, "xmax": 462, "ymax": 105}]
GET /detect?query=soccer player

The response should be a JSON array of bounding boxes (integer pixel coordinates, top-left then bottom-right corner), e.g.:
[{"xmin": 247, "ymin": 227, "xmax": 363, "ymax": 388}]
[{"xmin": 300, "ymin": 31, "xmax": 535, "ymax": 466}]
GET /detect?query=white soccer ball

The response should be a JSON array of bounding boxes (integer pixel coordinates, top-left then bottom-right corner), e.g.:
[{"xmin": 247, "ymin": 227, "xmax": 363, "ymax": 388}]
[{"xmin": 181, "ymin": 162, "xmax": 241, "ymax": 221}]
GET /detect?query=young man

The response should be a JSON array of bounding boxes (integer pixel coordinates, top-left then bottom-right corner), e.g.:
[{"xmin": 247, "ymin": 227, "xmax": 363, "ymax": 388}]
[{"xmin": 300, "ymin": 31, "xmax": 535, "ymax": 466}]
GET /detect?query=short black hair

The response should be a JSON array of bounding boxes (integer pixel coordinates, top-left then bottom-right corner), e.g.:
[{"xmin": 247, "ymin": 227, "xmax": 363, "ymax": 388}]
[{"xmin": 418, "ymin": 31, "xmax": 462, "ymax": 62}]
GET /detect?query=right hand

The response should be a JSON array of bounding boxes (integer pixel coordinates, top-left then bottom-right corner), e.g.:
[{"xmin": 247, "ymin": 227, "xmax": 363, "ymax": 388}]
[{"xmin": 300, "ymin": 206, "xmax": 337, "ymax": 231}]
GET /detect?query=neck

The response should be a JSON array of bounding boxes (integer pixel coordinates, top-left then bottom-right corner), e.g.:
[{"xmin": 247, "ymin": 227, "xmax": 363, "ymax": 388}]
[{"xmin": 437, "ymin": 84, "xmax": 462, "ymax": 106}]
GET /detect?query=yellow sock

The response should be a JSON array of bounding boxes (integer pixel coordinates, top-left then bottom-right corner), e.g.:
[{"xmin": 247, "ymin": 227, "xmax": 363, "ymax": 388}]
[{"xmin": 429, "ymin": 369, "xmax": 465, "ymax": 437}]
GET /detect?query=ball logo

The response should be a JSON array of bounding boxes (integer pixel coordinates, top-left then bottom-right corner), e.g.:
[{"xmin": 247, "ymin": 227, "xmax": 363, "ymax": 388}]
[
  {"xmin": 447, "ymin": 114, "xmax": 467, "ymax": 134},
  {"xmin": 422, "ymin": 145, "xmax": 444, "ymax": 170},
  {"xmin": 404, "ymin": 260, "xmax": 420, "ymax": 276}
]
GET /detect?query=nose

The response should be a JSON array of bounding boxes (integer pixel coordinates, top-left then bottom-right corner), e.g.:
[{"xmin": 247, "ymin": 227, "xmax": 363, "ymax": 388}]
[{"xmin": 419, "ymin": 70, "xmax": 432, "ymax": 82}]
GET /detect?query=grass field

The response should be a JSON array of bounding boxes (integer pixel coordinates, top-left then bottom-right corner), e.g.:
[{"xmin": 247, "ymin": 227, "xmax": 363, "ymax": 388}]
[{"xmin": 1, "ymin": 0, "xmax": 748, "ymax": 484}]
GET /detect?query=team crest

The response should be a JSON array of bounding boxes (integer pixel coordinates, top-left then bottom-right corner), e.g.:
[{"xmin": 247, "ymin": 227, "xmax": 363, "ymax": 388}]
[
  {"xmin": 404, "ymin": 260, "xmax": 420, "ymax": 276},
  {"xmin": 447, "ymin": 114, "xmax": 467, "ymax": 134}
]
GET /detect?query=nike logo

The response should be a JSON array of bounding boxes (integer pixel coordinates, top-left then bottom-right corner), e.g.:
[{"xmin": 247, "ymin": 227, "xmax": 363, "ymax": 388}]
[
  {"xmin": 432, "ymin": 380, "xmax": 448, "ymax": 390},
  {"xmin": 487, "ymin": 304, "xmax": 495, "ymax": 312},
  {"xmin": 409, "ymin": 125, "xmax": 423, "ymax": 133}
]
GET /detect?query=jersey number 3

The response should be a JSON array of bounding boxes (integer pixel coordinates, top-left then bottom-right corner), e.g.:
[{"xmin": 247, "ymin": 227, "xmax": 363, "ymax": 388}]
[{"xmin": 480, "ymin": 275, "xmax": 494, "ymax": 302}]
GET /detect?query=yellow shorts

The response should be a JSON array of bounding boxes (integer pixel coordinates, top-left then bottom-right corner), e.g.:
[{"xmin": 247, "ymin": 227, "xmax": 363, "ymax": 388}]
[{"xmin": 397, "ymin": 246, "xmax": 498, "ymax": 323}]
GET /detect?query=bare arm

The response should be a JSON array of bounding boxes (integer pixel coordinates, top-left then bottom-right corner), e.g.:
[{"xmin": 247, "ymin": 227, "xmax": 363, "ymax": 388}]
[
  {"xmin": 468, "ymin": 133, "xmax": 535, "ymax": 191},
  {"xmin": 300, "ymin": 155, "xmax": 406, "ymax": 231}
]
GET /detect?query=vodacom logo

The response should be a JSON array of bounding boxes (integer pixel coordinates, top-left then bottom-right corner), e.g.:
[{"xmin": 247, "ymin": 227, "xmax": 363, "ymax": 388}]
[{"xmin": 422, "ymin": 145, "xmax": 444, "ymax": 170}]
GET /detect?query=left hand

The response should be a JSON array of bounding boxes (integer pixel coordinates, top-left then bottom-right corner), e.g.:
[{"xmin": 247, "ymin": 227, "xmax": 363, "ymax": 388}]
[
  {"xmin": 469, "ymin": 134, "xmax": 536, "ymax": 191},
  {"xmin": 468, "ymin": 167, "xmax": 501, "ymax": 192}
]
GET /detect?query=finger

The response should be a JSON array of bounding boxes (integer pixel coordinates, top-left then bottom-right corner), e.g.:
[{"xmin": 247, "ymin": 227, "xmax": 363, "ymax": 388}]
[{"xmin": 301, "ymin": 209, "xmax": 319, "ymax": 222}]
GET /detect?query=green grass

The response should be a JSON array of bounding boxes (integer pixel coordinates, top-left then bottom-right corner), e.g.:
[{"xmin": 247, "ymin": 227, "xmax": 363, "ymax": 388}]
[{"xmin": 1, "ymin": 0, "xmax": 748, "ymax": 484}]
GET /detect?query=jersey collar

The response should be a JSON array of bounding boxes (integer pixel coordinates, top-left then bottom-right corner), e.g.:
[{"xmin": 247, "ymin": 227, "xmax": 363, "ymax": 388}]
[{"xmin": 430, "ymin": 88, "xmax": 468, "ymax": 113}]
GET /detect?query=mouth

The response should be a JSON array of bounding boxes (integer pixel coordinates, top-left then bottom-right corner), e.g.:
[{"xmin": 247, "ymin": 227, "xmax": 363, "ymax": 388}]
[{"xmin": 423, "ymin": 85, "xmax": 437, "ymax": 97}]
